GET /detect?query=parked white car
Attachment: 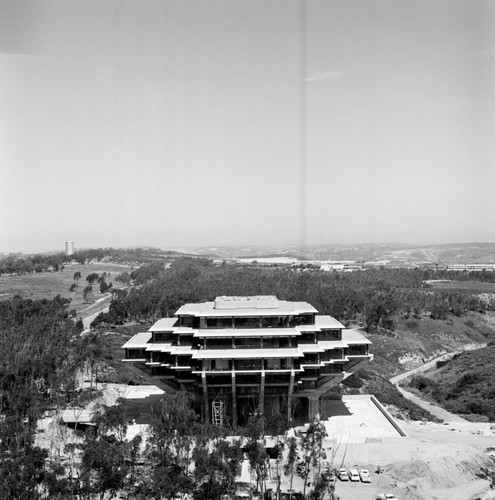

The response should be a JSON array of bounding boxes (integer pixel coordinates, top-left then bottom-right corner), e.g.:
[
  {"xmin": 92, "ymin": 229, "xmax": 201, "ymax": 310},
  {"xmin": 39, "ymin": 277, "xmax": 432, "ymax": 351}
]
[
  {"xmin": 359, "ymin": 468, "xmax": 371, "ymax": 482},
  {"xmin": 348, "ymin": 468, "xmax": 360, "ymax": 481},
  {"xmin": 338, "ymin": 468, "xmax": 349, "ymax": 481}
]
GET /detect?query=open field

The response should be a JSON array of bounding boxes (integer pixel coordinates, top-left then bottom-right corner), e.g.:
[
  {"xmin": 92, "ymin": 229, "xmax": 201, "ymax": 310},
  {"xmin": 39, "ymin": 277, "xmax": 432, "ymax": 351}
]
[{"xmin": 0, "ymin": 262, "xmax": 132, "ymax": 316}]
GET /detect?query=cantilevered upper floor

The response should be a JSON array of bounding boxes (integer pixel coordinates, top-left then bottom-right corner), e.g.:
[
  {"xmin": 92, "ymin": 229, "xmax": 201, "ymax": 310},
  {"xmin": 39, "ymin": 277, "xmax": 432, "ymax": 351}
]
[
  {"xmin": 122, "ymin": 296, "xmax": 372, "ymax": 371},
  {"xmin": 122, "ymin": 296, "xmax": 372, "ymax": 422}
]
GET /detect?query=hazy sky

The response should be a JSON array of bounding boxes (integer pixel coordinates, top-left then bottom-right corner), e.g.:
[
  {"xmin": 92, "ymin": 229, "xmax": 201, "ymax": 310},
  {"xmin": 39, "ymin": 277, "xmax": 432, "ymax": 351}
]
[{"xmin": 1, "ymin": 0, "xmax": 494, "ymax": 253}]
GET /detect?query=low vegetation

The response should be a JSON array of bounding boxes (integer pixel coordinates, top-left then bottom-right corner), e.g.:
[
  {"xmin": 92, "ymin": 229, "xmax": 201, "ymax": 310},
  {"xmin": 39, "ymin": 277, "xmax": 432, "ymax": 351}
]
[
  {"xmin": 99, "ymin": 257, "xmax": 494, "ymax": 330},
  {"xmin": 405, "ymin": 346, "xmax": 495, "ymax": 421}
]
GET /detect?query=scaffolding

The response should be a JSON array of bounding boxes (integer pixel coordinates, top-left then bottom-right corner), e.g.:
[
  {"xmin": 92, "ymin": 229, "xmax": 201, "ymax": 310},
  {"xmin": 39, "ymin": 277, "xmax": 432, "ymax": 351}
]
[{"xmin": 212, "ymin": 400, "xmax": 224, "ymax": 426}]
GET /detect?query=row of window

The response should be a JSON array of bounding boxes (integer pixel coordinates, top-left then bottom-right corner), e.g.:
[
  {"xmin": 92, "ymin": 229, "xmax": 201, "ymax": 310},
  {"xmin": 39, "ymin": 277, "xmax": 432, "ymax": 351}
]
[
  {"xmin": 151, "ymin": 329, "xmax": 342, "ymax": 344},
  {"xmin": 179, "ymin": 314, "xmax": 316, "ymax": 329},
  {"xmin": 126, "ymin": 345, "xmax": 368, "ymax": 363}
]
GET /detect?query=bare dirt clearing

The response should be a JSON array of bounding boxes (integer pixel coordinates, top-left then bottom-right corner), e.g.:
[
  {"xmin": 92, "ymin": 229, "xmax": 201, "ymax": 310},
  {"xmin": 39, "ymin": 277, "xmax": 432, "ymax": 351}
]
[{"xmin": 323, "ymin": 419, "xmax": 495, "ymax": 500}]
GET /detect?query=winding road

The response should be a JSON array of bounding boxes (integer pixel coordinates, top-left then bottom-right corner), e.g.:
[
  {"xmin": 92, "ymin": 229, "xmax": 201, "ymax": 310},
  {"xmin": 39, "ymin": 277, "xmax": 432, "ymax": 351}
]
[
  {"xmin": 390, "ymin": 343, "xmax": 487, "ymax": 422},
  {"xmin": 81, "ymin": 294, "xmax": 113, "ymax": 330}
]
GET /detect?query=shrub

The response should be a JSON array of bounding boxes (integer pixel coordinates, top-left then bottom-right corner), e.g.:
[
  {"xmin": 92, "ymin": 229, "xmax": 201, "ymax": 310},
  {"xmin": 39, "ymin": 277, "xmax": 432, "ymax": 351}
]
[
  {"xmin": 404, "ymin": 320, "xmax": 420, "ymax": 331},
  {"xmin": 343, "ymin": 375, "xmax": 364, "ymax": 389},
  {"xmin": 456, "ymin": 372, "xmax": 481, "ymax": 389},
  {"xmin": 436, "ymin": 358, "xmax": 451, "ymax": 369},
  {"xmin": 409, "ymin": 375, "xmax": 437, "ymax": 392}
]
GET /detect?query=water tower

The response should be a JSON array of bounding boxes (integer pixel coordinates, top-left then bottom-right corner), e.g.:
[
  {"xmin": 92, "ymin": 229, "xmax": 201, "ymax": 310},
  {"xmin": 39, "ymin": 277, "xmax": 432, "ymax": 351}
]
[{"xmin": 65, "ymin": 240, "xmax": 75, "ymax": 256}]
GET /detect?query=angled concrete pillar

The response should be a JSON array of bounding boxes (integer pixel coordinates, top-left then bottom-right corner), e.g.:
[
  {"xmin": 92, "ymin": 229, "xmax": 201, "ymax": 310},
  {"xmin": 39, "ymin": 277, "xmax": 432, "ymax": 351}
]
[{"xmin": 308, "ymin": 395, "xmax": 320, "ymax": 421}]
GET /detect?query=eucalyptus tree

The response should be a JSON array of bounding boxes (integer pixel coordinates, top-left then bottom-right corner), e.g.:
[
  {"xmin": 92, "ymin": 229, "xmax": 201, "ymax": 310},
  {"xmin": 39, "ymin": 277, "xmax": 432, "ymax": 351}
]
[{"xmin": 299, "ymin": 418, "xmax": 328, "ymax": 498}]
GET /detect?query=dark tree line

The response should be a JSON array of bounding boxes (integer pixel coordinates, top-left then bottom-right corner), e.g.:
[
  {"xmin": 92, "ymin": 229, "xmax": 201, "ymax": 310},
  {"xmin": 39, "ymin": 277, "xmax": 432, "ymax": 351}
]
[
  {"xmin": 0, "ymin": 253, "xmax": 70, "ymax": 275},
  {"xmin": 100, "ymin": 258, "xmax": 490, "ymax": 332},
  {"xmin": 0, "ymin": 247, "xmax": 171, "ymax": 277}
]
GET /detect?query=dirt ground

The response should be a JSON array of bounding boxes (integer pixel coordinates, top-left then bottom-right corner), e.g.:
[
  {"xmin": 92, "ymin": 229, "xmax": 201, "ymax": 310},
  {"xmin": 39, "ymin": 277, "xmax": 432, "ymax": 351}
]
[
  {"xmin": 321, "ymin": 419, "xmax": 495, "ymax": 500},
  {"xmin": 37, "ymin": 385, "xmax": 495, "ymax": 500}
]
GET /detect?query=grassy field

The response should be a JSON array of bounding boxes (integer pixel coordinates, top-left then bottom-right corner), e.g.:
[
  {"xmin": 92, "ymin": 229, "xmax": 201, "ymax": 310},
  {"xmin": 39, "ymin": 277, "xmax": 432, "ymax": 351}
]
[{"xmin": 0, "ymin": 262, "xmax": 132, "ymax": 316}]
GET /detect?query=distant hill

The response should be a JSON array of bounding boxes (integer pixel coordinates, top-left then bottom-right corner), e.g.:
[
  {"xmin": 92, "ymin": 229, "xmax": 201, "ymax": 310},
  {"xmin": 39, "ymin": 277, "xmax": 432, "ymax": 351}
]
[{"xmin": 190, "ymin": 242, "xmax": 495, "ymax": 264}]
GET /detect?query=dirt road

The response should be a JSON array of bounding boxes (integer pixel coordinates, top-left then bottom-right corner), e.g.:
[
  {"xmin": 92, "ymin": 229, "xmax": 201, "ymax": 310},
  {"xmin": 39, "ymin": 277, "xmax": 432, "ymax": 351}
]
[
  {"xmin": 390, "ymin": 343, "xmax": 487, "ymax": 385},
  {"xmin": 396, "ymin": 385, "xmax": 467, "ymax": 422},
  {"xmin": 390, "ymin": 343, "xmax": 487, "ymax": 423},
  {"xmin": 81, "ymin": 295, "xmax": 112, "ymax": 330}
]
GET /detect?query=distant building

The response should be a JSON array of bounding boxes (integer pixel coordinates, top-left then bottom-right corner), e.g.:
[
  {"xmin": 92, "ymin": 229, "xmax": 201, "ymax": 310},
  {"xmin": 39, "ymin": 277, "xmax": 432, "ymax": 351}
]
[
  {"xmin": 320, "ymin": 262, "xmax": 362, "ymax": 272},
  {"xmin": 364, "ymin": 259, "xmax": 417, "ymax": 269},
  {"xmin": 65, "ymin": 241, "xmax": 75, "ymax": 256},
  {"xmin": 447, "ymin": 264, "xmax": 495, "ymax": 272},
  {"xmin": 122, "ymin": 295, "xmax": 372, "ymax": 424}
]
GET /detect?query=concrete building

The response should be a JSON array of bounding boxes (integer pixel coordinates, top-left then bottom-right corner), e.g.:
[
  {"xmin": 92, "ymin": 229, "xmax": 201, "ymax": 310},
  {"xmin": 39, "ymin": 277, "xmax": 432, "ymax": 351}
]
[
  {"xmin": 65, "ymin": 240, "xmax": 75, "ymax": 256},
  {"xmin": 320, "ymin": 262, "xmax": 362, "ymax": 272},
  {"xmin": 122, "ymin": 295, "xmax": 372, "ymax": 424},
  {"xmin": 447, "ymin": 263, "xmax": 495, "ymax": 272}
]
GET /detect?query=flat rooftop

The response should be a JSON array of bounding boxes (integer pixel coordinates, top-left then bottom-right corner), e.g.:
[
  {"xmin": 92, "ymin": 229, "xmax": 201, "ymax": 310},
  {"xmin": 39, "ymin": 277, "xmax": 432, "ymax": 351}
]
[
  {"xmin": 342, "ymin": 328, "xmax": 372, "ymax": 345},
  {"xmin": 314, "ymin": 315, "xmax": 345, "ymax": 329},
  {"xmin": 176, "ymin": 296, "xmax": 318, "ymax": 317},
  {"xmin": 149, "ymin": 318, "xmax": 178, "ymax": 331},
  {"xmin": 122, "ymin": 331, "xmax": 152, "ymax": 349}
]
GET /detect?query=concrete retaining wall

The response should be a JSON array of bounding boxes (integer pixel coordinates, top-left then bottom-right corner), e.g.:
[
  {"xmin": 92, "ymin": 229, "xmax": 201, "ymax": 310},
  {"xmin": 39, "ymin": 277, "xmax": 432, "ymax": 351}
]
[{"xmin": 370, "ymin": 394, "xmax": 407, "ymax": 437}]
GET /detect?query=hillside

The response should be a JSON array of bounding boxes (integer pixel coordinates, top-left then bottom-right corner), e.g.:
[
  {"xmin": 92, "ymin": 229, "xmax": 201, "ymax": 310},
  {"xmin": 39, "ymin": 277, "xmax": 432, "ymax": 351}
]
[
  {"xmin": 402, "ymin": 345, "xmax": 495, "ymax": 422},
  {"xmin": 192, "ymin": 241, "xmax": 495, "ymax": 264},
  {"xmin": 367, "ymin": 312, "xmax": 492, "ymax": 377},
  {"xmin": 338, "ymin": 312, "xmax": 495, "ymax": 422}
]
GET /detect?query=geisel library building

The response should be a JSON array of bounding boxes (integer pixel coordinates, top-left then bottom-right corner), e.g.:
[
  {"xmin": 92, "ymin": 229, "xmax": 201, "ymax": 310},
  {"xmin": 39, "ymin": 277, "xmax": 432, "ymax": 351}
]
[{"xmin": 122, "ymin": 296, "xmax": 372, "ymax": 424}]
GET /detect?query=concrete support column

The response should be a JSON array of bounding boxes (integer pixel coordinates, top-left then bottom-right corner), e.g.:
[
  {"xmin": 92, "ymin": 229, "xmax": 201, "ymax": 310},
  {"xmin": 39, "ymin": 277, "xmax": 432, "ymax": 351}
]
[
  {"xmin": 260, "ymin": 371, "xmax": 265, "ymax": 415},
  {"xmin": 287, "ymin": 370, "xmax": 295, "ymax": 423},
  {"xmin": 202, "ymin": 372, "xmax": 209, "ymax": 423},
  {"xmin": 308, "ymin": 395, "xmax": 320, "ymax": 421},
  {"xmin": 231, "ymin": 372, "xmax": 237, "ymax": 426}
]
